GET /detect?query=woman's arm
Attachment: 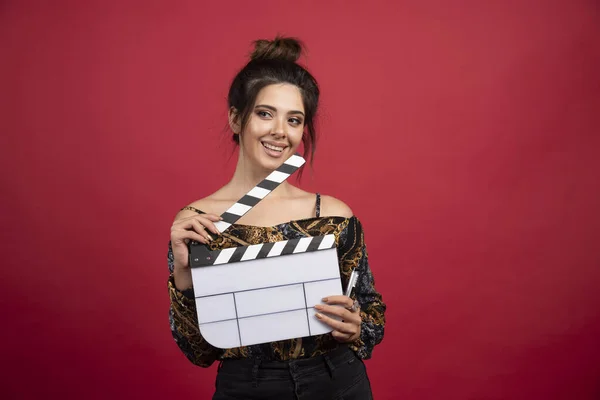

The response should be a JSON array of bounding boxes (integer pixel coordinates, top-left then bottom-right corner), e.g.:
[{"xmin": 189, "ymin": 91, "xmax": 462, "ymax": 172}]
[
  {"xmin": 167, "ymin": 241, "xmax": 220, "ymax": 367},
  {"xmin": 338, "ymin": 217, "xmax": 387, "ymax": 359}
]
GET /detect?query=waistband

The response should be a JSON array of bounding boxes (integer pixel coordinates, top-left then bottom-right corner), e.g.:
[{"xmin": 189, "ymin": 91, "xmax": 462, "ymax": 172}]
[
  {"xmin": 218, "ymin": 345, "xmax": 356, "ymax": 374},
  {"xmin": 218, "ymin": 345, "xmax": 357, "ymax": 387}
]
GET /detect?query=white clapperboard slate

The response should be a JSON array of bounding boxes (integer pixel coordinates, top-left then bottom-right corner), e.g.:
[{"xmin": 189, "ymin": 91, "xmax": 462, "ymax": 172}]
[{"xmin": 188, "ymin": 153, "xmax": 343, "ymax": 349}]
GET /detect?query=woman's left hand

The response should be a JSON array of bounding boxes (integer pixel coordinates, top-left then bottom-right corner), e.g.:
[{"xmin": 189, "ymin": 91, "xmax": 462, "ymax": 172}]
[{"xmin": 314, "ymin": 295, "xmax": 361, "ymax": 343}]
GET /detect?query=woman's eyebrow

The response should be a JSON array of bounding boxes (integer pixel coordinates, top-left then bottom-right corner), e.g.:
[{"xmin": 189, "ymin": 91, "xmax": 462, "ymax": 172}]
[{"xmin": 255, "ymin": 104, "xmax": 305, "ymax": 117}]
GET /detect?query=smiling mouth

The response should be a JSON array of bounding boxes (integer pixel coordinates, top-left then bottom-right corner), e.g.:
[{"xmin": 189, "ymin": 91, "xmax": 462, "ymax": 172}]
[{"xmin": 262, "ymin": 142, "xmax": 285, "ymax": 152}]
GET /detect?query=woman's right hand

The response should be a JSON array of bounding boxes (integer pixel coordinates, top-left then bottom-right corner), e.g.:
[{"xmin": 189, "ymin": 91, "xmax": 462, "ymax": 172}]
[{"xmin": 170, "ymin": 213, "xmax": 222, "ymax": 271}]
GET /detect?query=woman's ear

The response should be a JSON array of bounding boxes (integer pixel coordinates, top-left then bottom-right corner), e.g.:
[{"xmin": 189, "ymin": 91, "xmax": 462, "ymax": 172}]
[{"xmin": 228, "ymin": 107, "xmax": 241, "ymax": 135}]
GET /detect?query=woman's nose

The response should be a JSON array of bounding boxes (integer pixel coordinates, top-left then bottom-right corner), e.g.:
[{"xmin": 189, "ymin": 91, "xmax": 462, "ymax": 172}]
[{"xmin": 271, "ymin": 118, "xmax": 288, "ymax": 137}]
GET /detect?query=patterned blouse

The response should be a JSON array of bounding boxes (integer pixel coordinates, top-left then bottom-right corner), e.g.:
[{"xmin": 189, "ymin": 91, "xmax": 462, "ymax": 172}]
[{"xmin": 167, "ymin": 201, "xmax": 386, "ymax": 367}]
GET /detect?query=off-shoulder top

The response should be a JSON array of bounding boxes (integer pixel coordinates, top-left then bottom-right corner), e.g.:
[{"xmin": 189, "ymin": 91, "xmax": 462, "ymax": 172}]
[{"xmin": 167, "ymin": 194, "xmax": 386, "ymax": 367}]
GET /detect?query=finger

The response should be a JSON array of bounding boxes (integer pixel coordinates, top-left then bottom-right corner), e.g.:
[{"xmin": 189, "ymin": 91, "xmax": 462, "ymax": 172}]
[
  {"xmin": 331, "ymin": 330, "xmax": 354, "ymax": 342},
  {"xmin": 178, "ymin": 213, "xmax": 222, "ymax": 222},
  {"xmin": 314, "ymin": 304, "xmax": 360, "ymax": 325},
  {"xmin": 322, "ymin": 295, "xmax": 354, "ymax": 309},
  {"xmin": 193, "ymin": 216, "xmax": 221, "ymax": 235},
  {"xmin": 175, "ymin": 216, "xmax": 220, "ymax": 236},
  {"xmin": 189, "ymin": 219, "xmax": 214, "ymax": 242},
  {"xmin": 200, "ymin": 214, "xmax": 223, "ymax": 222},
  {"xmin": 331, "ymin": 330, "xmax": 360, "ymax": 342},
  {"xmin": 172, "ymin": 220, "xmax": 211, "ymax": 242},
  {"xmin": 315, "ymin": 312, "xmax": 358, "ymax": 334},
  {"xmin": 173, "ymin": 230, "xmax": 209, "ymax": 245}
]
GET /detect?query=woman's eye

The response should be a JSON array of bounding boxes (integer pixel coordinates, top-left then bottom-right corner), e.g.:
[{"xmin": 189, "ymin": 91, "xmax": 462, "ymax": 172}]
[
  {"xmin": 289, "ymin": 118, "xmax": 303, "ymax": 125},
  {"xmin": 257, "ymin": 110, "xmax": 271, "ymax": 118}
]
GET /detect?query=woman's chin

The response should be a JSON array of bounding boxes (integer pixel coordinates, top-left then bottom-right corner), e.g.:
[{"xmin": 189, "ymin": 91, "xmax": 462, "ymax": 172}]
[
  {"xmin": 257, "ymin": 151, "xmax": 289, "ymax": 169},
  {"xmin": 259, "ymin": 158, "xmax": 284, "ymax": 171}
]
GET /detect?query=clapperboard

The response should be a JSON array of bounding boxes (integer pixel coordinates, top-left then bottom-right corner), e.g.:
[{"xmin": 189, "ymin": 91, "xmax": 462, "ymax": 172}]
[{"xmin": 188, "ymin": 153, "xmax": 343, "ymax": 349}]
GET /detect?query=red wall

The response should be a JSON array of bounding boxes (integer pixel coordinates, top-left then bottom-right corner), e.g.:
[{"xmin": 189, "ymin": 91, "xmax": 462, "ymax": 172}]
[{"xmin": 2, "ymin": 1, "xmax": 599, "ymax": 399}]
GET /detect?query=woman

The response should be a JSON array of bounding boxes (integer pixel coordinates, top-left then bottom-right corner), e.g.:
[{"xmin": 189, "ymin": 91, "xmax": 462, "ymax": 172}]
[{"xmin": 167, "ymin": 36, "xmax": 386, "ymax": 399}]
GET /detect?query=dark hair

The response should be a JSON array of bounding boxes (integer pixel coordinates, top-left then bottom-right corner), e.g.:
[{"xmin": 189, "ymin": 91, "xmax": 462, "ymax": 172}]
[{"xmin": 227, "ymin": 36, "xmax": 320, "ymax": 166}]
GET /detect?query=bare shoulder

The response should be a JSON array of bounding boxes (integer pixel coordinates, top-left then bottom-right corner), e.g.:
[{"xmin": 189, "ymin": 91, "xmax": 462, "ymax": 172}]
[
  {"xmin": 319, "ymin": 194, "xmax": 354, "ymax": 218},
  {"xmin": 173, "ymin": 197, "xmax": 215, "ymax": 222}
]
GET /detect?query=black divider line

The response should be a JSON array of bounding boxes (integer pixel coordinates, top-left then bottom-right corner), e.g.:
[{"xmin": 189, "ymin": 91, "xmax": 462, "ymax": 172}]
[
  {"xmin": 200, "ymin": 307, "xmax": 310, "ymax": 325},
  {"xmin": 199, "ymin": 317, "xmax": 238, "ymax": 325},
  {"xmin": 194, "ymin": 277, "xmax": 339, "ymax": 299},
  {"xmin": 238, "ymin": 307, "xmax": 307, "ymax": 320},
  {"xmin": 232, "ymin": 293, "xmax": 242, "ymax": 347},
  {"xmin": 303, "ymin": 283, "xmax": 311, "ymax": 336}
]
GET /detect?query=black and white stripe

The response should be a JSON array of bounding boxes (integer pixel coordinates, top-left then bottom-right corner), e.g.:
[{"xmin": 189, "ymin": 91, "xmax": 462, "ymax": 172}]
[
  {"xmin": 213, "ymin": 153, "xmax": 306, "ymax": 233},
  {"xmin": 190, "ymin": 234, "xmax": 336, "ymax": 268}
]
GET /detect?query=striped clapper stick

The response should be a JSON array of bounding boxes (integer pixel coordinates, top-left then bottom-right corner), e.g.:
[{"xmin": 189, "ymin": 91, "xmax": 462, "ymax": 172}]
[{"xmin": 188, "ymin": 154, "xmax": 343, "ymax": 349}]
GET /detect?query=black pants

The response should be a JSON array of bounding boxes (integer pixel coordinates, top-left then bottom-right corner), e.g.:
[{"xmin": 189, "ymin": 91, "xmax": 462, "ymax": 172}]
[{"xmin": 213, "ymin": 345, "xmax": 373, "ymax": 400}]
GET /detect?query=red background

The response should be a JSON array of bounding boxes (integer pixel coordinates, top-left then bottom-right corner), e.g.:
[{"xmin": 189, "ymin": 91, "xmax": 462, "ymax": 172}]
[{"xmin": 2, "ymin": 1, "xmax": 600, "ymax": 399}]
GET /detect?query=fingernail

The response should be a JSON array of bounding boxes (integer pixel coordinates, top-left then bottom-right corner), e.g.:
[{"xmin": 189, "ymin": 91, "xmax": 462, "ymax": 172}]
[
  {"xmin": 315, "ymin": 313, "xmax": 322, "ymax": 319},
  {"xmin": 314, "ymin": 305, "xmax": 322, "ymax": 310},
  {"xmin": 322, "ymin": 298, "xmax": 328, "ymax": 303}
]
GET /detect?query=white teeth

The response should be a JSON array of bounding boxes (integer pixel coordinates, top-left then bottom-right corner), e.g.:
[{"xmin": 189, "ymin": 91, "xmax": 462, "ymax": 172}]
[{"xmin": 263, "ymin": 142, "xmax": 284, "ymax": 152}]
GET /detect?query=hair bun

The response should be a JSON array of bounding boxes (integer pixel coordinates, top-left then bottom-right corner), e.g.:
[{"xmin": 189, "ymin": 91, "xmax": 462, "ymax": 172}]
[{"xmin": 250, "ymin": 36, "xmax": 303, "ymax": 62}]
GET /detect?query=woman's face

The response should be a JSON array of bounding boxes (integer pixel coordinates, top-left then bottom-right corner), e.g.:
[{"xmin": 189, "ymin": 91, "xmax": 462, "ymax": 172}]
[{"xmin": 237, "ymin": 83, "xmax": 305, "ymax": 172}]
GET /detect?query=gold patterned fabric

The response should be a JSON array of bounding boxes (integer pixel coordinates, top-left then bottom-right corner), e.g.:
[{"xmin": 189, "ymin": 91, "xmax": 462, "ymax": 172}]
[{"xmin": 167, "ymin": 212, "xmax": 386, "ymax": 367}]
